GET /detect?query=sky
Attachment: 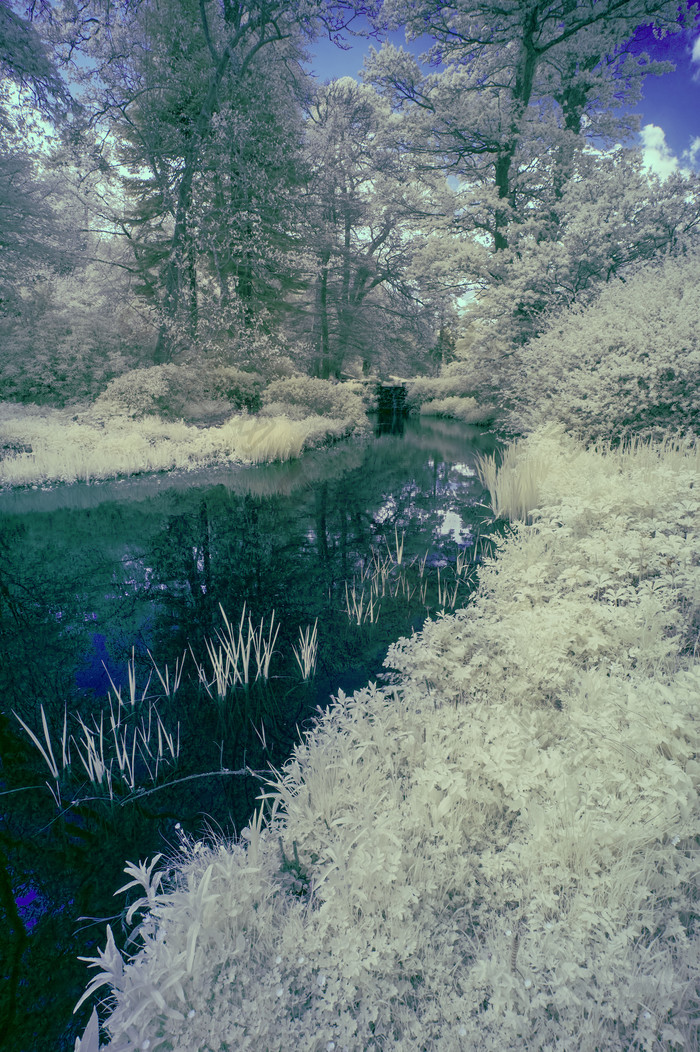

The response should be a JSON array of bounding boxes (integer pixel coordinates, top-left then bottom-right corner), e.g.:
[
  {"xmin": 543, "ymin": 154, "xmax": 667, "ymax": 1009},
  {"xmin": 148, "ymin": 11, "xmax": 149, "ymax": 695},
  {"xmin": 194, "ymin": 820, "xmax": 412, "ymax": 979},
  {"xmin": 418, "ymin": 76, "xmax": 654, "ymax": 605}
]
[{"xmin": 306, "ymin": 10, "xmax": 700, "ymax": 180}]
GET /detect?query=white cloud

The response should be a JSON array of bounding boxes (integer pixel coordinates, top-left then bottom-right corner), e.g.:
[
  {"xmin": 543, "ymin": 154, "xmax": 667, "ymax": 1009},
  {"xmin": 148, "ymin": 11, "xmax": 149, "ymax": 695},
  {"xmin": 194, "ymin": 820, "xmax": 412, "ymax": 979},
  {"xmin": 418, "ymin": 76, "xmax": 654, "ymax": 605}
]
[
  {"xmin": 639, "ymin": 124, "xmax": 681, "ymax": 180},
  {"xmin": 682, "ymin": 136, "xmax": 700, "ymax": 169},
  {"xmin": 692, "ymin": 36, "xmax": 700, "ymax": 65}
]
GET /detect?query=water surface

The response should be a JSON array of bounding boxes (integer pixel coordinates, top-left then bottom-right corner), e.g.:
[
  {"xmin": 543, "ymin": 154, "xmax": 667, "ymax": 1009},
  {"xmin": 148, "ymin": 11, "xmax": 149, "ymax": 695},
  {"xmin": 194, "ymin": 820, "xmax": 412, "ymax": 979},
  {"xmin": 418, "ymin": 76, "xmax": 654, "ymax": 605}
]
[{"xmin": 0, "ymin": 416, "xmax": 504, "ymax": 1051}]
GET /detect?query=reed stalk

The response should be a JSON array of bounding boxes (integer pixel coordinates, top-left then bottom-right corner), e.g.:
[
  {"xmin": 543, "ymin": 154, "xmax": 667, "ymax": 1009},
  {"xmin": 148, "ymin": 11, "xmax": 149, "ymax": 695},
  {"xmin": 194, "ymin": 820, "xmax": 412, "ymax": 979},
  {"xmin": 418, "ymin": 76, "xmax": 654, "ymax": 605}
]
[{"xmin": 293, "ymin": 620, "xmax": 319, "ymax": 680}]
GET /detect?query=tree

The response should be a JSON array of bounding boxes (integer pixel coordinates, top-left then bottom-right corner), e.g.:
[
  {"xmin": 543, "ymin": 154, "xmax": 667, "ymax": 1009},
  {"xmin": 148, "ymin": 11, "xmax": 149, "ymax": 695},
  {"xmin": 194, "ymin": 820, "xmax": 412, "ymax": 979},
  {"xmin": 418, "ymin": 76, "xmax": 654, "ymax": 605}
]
[
  {"xmin": 0, "ymin": 0, "xmax": 72, "ymax": 120},
  {"xmin": 470, "ymin": 148, "xmax": 700, "ymax": 357},
  {"xmin": 0, "ymin": 1, "xmax": 77, "ymax": 316},
  {"xmin": 300, "ymin": 76, "xmax": 447, "ymax": 377},
  {"xmin": 363, "ymin": 0, "xmax": 697, "ymax": 359},
  {"xmin": 44, "ymin": 0, "xmax": 367, "ymax": 365},
  {"xmin": 368, "ymin": 0, "xmax": 691, "ymax": 246}
]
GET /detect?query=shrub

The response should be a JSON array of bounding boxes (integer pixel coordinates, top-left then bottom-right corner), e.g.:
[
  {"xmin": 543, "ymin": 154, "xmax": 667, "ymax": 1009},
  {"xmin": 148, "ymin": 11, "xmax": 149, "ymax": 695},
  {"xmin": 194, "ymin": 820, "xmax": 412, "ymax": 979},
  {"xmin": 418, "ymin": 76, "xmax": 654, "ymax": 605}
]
[
  {"xmin": 404, "ymin": 375, "xmax": 478, "ymax": 411},
  {"xmin": 420, "ymin": 396, "xmax": 495, "ymax": 424},
  {"xmin": 505, "ymin": 251, "xmax": 700, "ymax": 443},
  {"xmin": 260, "ymin": 377, "xmax": 366, "ymax": 425},
  {"xmin": 93, "ymin": 366, "xmax": 198, "ymax": 420},
  {"xmin": 92, "ymin": 364, "xmax": 263, "ymax": 422},
  {"xmin": 202, "ymin": 366, "xmax": 263, "ymax": 412}
]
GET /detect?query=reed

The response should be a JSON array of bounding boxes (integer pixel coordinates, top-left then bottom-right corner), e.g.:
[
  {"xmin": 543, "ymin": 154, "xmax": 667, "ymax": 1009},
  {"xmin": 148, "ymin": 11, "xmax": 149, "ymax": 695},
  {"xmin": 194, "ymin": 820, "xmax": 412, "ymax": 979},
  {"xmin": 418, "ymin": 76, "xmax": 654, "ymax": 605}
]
[
  {"xmin": 14, "ymin": 664, "xmax": 182, "ymax": 805},
  {"xmin": 344, "ymin": 580, "xmax": 381, "ymax": 625},
  {"xmin": 475, "ymin": 443, "xmax": 546, "ymax": 522},
  {"xmin": 0, "ymin": 407, "xmax": 358, "ymax": 489},
  {"xmin": 293, "ymin": 620, "xmax": 319, "ymax": 680}
]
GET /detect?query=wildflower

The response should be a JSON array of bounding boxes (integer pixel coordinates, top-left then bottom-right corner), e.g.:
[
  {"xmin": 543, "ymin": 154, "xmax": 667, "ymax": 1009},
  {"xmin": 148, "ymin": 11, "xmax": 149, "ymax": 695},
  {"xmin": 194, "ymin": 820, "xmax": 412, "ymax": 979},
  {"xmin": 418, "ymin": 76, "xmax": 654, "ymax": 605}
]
[
  {"xmin": 317, "ymin": 974, "xmax": 326, "ymax": 987},
  {"xmin": 187, "ymin": 1009, "xmax": 195, "ymax": 1019},
  {"xmin": 458, "ymin": 1025, "xmax": 467, "ymax": 1036},
  {"xmin": 275, "ymin": 955, "xmax": 282, "ymax": 964}
]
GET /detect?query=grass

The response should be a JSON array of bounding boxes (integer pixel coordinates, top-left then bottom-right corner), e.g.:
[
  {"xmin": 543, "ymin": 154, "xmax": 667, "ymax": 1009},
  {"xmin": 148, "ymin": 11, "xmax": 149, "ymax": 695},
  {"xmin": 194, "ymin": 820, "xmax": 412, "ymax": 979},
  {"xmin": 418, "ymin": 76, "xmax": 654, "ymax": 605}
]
[
  {"xmin": 70, "ymin": 421, "xmax": 700, "ymax": 1051},
  {"xmin": 0, "ymin": 402, "xmax": 360, "ymax": 489}
]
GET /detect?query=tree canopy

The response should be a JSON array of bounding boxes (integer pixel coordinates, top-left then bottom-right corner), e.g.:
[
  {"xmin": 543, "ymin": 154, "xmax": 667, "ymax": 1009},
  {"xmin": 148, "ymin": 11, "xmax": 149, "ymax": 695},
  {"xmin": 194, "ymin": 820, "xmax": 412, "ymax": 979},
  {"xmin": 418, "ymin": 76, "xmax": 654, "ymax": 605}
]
[{"xmin": 0, "ymin": 0, "xmax": 698, "ymax": 399}]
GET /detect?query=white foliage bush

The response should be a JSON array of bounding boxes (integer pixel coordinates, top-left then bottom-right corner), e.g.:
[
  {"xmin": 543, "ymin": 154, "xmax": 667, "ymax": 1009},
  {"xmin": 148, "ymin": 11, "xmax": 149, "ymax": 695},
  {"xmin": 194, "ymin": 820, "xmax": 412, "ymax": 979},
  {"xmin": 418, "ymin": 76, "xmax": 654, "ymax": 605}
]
[
  {"xmin": 92, "ymin": 364, "xmax": 263, "ymax": 421},
  {"xmin": 420, "ymin": 396, "xmax": 494, "ymax": 424},
  {"xmin": 404, "ymin": 374, "xmax": 477, "ymax": 410},
  {"xmin": 76, "ymin": 424, "xmax": 700, "ymax": 1051},
  {"xmin": 505, "ymin": 252, "xmax": 700, "ymax": 442},
  {"xmin": 260, "ymin": 377, "xmax": 367, "ymax": 427}
]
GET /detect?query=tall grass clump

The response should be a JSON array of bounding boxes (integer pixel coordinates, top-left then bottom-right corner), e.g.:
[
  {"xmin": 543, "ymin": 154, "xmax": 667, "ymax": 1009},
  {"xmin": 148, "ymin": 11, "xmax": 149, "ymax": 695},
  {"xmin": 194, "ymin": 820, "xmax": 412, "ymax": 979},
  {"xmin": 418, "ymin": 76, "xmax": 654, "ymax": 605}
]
[
  {"xmin": 74, "ymin": 423, "xmax": 700, "ymax": 1051},
  {"xmin": 0, "ymin": 407, "xmax": 356, "ymax": 488}
]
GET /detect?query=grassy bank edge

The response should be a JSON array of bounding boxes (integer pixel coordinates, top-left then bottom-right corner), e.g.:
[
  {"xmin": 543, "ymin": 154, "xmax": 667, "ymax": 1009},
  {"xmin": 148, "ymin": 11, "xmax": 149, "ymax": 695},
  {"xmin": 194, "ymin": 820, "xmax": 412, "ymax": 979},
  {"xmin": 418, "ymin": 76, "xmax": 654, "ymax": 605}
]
[{"xmin": 0, "ymin": 403, "xmax": 364, "ymax": 490}]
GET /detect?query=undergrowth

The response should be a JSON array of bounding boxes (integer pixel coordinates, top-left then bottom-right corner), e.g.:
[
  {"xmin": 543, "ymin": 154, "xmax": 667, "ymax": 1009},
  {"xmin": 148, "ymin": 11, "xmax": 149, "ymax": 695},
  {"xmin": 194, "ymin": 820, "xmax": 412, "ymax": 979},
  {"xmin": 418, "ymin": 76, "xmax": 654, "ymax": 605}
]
[{"xmin": 74, "ymin": 422, "xmax": 700, "ymax": 1051}]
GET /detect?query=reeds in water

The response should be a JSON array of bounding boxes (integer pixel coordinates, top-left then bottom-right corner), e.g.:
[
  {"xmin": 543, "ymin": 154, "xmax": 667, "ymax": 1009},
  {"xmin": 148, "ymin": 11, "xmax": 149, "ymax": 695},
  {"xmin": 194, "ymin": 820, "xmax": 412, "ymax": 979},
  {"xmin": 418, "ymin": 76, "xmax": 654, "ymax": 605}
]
[
  {"xmin": 13, "ymin": 648, "xmax": 184, "ymax": 806},
  {"xmin": 190, "ymin": 602, "xmax": 280, "ymax": 699},
  {"xmin": 293, "ymin": 620, "xmax": 319, "ymax": 680},
  {"xmin": 475, "ymin": 443, "xmax": 545, "ymax": 522}
]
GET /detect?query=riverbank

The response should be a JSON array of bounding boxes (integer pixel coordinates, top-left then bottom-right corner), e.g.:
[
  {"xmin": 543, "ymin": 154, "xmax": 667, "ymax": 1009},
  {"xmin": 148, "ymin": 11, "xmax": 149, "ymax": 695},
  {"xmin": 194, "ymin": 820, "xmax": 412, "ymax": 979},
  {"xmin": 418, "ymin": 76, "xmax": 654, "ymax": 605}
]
[
  {"xmin": 0, "ymin": 402, "xmax": 363, "ymax": 490},
  {"xmin": 75, "ymin": 421, "xmax": 700, "ymax": 1051}
]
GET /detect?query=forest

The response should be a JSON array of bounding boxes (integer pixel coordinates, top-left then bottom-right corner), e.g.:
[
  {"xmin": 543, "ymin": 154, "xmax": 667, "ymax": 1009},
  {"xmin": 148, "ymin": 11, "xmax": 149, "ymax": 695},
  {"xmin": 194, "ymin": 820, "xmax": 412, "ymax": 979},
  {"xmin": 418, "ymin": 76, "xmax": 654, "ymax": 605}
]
[
  {"xmin": 2, "ymin": 2, "xmax": 700, "ymax": 1051},
  {"xmin": 1, "ymin": 0, "xmax": 699, "ymax": 440}
]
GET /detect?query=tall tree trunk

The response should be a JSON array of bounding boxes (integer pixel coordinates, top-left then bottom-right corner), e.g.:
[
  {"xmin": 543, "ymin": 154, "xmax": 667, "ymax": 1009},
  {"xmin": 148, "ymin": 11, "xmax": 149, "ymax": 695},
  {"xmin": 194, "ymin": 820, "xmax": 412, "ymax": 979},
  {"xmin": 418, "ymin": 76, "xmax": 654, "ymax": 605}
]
[
  {"xmin": 336, "ymin": 198, "xmax": 352, "ymax": 375},
  {"xmin": 316, "ymin": 250, "xmax": 331, "ymax": 378},
  {"xmin": 492, "ymin": 5, "xmax": 540, "ymax": 253}
]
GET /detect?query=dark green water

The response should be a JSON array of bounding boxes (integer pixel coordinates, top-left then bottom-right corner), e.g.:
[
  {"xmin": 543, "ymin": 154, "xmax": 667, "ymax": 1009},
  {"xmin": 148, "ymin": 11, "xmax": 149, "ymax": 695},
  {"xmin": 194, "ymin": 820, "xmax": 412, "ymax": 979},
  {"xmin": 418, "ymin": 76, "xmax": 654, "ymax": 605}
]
[{"xmin": 0, "ymin": 416, "xmax": 504, "ymax": 1051}]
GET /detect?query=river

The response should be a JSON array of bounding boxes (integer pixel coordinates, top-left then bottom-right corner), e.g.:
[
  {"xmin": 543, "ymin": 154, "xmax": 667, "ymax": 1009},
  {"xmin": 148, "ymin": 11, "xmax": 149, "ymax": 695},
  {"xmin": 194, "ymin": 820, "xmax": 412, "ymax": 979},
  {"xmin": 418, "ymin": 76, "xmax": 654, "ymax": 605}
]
[{"xmin": 0, "ymin": 414, "xmax": 504, "ymax": 1051}]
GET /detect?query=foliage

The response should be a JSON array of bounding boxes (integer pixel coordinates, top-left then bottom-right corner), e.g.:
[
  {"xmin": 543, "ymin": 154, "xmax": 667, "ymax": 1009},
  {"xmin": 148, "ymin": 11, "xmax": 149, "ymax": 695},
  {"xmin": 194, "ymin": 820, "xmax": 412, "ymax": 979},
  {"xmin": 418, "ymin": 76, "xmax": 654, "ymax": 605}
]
[
  {"xmin": 365, "ymin": 2, "xmax": 698, "ymax": 350},
  {"xmin": 74, "ymin": 423, "xmax": 700, "ymax": 1051},
  {"xmin": 419, "ymin": 396, "xmax": 494, "ymax": 425},
  {"xmin": 261, "ymin": 377, "xmax": 368, "ymax": 426},
  {"xmin": 299, "ymin": 76, "xmax": 445, "ymax": 378},
  {"xmin": 405, "ymin": 375, "xmax": 477, "ymax": 409},
  {"xmin": 0, "ymin": 267, "xmax": 157, "ymax": 407},
  {"xmin": 0, "ymin": 1, "xmax": 71, "ymax": 120},
  {"xmin": 463, "ymin": 154, "xmax": 700, "ymax": 361},
  {"xmin": 501, "ymin": 251, "xmax": 700, "ymax": 443},
  {"xmin": 47, "ymin": 0, "xmax": 320, "ymax": 364},
  {"xmin": 92, "ymin": 364, "xmax": 262, "ymax": 421}
]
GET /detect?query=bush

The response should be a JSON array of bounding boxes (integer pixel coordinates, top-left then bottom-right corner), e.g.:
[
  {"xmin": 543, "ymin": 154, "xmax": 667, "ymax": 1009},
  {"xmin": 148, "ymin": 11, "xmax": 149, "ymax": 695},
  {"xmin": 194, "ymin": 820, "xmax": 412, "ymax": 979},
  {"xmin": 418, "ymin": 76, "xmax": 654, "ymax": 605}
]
[
  {"xmin": 203, "ymin": 367, "xmax": 263, "ymax": 412},
  {"xmin": 420, "ymin": 396, "xmax": 495, "ymax": 424},
  {"xmin": 505, "ymin": 252, "xmax": 700, "ymax": 443},
  {"xmin": 93, "ymin": 366, "xmax": 198, "ymax": 420},
  {"xmin": 404, "ymin": 375, "xmax": 478, "ymax": 411},
  {"xmin": 260, "ymin": 377, "xmax": 366, "ymax": 425},
  {"xmin": 92, "ymin": 364, "xmax": 263, "ymax": 421}
]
